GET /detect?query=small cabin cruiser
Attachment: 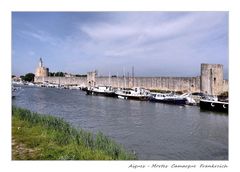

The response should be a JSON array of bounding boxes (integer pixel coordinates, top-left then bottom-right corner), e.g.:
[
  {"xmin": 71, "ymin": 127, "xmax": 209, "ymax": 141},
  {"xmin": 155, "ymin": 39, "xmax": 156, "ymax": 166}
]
[
  {"xmin": 199, "ymin": 96, "xmax": 228, "ymax": 113},
  {"xmin": 86, "ymin": 86, "xmax": 117, "ymax": 97},
  {"xmin": 115, "ymin": 87, "xmax": 150, "ymax": 100},
  {"xmin": 179, "ymin": 93, "xmax": 197, "ymax": 105},
  {"xmin": 149, "ymin": 92, "xmax": 187, "ymax": 105}
]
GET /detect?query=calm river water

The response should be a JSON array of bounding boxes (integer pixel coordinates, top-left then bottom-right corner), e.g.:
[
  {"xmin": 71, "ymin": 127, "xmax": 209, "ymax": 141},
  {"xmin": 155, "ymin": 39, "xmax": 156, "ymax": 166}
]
[{"xmin": 12, "ymin": 86, "xmax": 228, "ymax": 160}]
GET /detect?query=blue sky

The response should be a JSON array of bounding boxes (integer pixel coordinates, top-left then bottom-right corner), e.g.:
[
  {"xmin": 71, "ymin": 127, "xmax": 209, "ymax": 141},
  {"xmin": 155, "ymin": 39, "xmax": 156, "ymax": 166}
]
[{"xmin": 12, "ymin": 12, "xmax": 228, "ymax": 78}]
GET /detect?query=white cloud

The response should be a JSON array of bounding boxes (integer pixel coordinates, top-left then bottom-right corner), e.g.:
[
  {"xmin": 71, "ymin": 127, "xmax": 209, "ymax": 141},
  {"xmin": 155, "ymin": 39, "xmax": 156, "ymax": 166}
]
[
  {"xmin": 59, "ymin": 12, "xmax": 227, "ymax": 76},
  {"xmin": 20, "ymin": 30, "xmax": 61, "ymax": 46},
  {"xmin": 13, "ymin": 12, "xmax": 228, "ymax": 77}
]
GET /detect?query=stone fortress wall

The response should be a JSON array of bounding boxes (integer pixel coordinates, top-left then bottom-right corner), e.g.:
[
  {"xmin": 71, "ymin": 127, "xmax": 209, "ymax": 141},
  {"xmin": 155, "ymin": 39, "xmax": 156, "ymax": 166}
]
[
  {"xmin": 34, "ymin": 59, "xmax": 228, "ymax": 95},
  {"xmin": 35, "ymin": 76, "xmax": 87, "ymax": 86},
  {"xmin": 95, "ymin": 76, "xmax": 201, "ymax": 93},
  {"xmin": 223, "ymin": 80, "xmax": 228, "ymax": 93},
  {"xmin": 34, "ymin": 75, "xmax": 202, "ymax": 92}
]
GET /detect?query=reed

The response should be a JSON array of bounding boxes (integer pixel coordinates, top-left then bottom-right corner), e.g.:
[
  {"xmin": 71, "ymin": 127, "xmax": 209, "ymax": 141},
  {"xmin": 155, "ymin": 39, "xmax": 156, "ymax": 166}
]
[{"xmin": 12, "ymin": 106, "xmax": 136, "ymax": 160}]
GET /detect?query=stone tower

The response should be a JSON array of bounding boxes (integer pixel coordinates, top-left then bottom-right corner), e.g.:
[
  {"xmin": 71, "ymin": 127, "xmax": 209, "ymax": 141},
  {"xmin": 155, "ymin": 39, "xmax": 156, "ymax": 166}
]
[
  {"xmin": 39, "ymin": 57, "xmax": 43, "ymax": 67},
  {"xmin": 35, "ymin": 58, "xmax": 49, "ymax": 77},
  {"xmin": 200, "ymin": 64, "xmax": 224, "ymax": 95},
  {"xmin": 87, "ymin": 70, "xmax": 97, "ymax": 88}
]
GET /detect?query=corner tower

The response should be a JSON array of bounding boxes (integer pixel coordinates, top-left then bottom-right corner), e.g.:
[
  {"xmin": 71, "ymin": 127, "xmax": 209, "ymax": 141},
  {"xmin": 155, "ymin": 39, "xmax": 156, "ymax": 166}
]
[
  {"xmin": 35, "ymin": 58, "xmax": 49, "ymax": 77},
  {"xmin": 200, "ymin": 63, "xmax": 224, "ymax": 95},
  {"xmin": 39, "ymin": 57, "xmax": 43, "ymax": 67}
]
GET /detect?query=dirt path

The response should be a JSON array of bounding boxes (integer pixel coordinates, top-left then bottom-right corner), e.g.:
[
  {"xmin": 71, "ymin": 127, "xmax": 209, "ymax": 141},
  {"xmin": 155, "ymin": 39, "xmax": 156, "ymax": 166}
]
[{"xmin": 12, "ymin": 138, "xmax": 39, "ymax": 160}]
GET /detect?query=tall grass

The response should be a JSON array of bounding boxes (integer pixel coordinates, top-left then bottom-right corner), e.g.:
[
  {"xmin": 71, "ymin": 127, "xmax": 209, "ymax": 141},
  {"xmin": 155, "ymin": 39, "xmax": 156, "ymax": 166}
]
[{"xmin": 12, "ymin": 106, "xmax": 136, "ymax": 160}]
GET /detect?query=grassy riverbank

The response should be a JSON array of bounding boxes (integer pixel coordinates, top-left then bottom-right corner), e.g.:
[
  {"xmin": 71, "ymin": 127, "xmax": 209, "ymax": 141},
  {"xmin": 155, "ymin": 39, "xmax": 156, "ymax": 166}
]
[{"xmin": 12, "ymin": 107, "xmax": 136, "ymax": 160}]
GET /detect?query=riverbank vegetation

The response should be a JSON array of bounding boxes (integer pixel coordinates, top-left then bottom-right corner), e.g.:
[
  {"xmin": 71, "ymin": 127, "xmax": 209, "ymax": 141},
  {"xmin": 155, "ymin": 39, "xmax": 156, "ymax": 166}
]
[{"xmin": 12, "ymin": 107, "xmax": 136, "ymax": 160}]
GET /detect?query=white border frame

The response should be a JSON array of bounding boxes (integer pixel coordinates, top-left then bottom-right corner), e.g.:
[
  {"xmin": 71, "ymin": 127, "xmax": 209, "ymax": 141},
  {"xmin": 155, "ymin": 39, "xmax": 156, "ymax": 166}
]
[{"xmin": 1, "ymin": 0, "xmax": 240, "ymax": 172}]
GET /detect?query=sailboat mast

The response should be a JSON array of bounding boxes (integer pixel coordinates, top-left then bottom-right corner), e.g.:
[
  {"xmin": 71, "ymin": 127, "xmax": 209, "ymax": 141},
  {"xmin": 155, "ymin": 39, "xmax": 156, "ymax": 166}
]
[
  {"xmin": 132, "ymin": 66, "xmax": 134, "ymax": 87},
  {"xmin": 108, "ymin": 72, "xmax": 111, "ymax": 86},
  {"xmin": 123, "ymin": 67, "xmax": 126, "ymax": 88},
  {"xmin": 117, "ymin": 72, "xmax": 119, "ymax": 88}
]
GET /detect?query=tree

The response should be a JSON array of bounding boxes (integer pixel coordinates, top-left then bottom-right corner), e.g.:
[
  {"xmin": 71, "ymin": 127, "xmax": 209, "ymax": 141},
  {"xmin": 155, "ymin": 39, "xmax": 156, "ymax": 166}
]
[
  {"xmin": 23, "ymin": 73, "xmax": 35, "ymax": 82},
  {"xmin": 20, "ymin": 75, "xmax": 25, "ymax": 80},
  {"xmin": 49, "ymin": 72, "xmax": 55, "ymax": 76},
  {"xmin": 55, "ymin": 72, "xmax": 64, "ymax": 77}
]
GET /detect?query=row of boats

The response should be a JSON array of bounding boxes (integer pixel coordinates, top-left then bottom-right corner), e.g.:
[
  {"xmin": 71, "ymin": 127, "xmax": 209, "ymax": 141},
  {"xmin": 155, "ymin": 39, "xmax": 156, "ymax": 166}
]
[
  {"xmin": 86, "ymin": 86, "xmax": 228, "ymax": 113},
  {"xmin": 12, "ymin": 82, "xmax": 229, "ymax": 113},
  {"xmin": 12, "ymin": 81, "xmax": 86, "ymax": 90}
]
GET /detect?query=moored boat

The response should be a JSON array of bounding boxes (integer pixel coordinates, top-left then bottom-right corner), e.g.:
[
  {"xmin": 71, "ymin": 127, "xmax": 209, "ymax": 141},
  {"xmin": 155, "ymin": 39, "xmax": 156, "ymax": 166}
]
[
  {"xmin": 149, "ymin": 92, "xmax": 187, "ymax": 105},
  {"xmin": 179, "ymin": 93, "xmax": 197, "ymax": 105},
  {"xmin": 115, "ymin": 87, "xmax": 150, "ymax": 100},
  {"xmin": 190, "ymin": 92, "xmax": 206, "ymax": 104},
  {"xmin": 199, "ymin": 98, "xmax": 228, "ymax": 113},
  {"xmin": 86, "ymin": 86, "xmax": 117, "ymax": 97}
]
